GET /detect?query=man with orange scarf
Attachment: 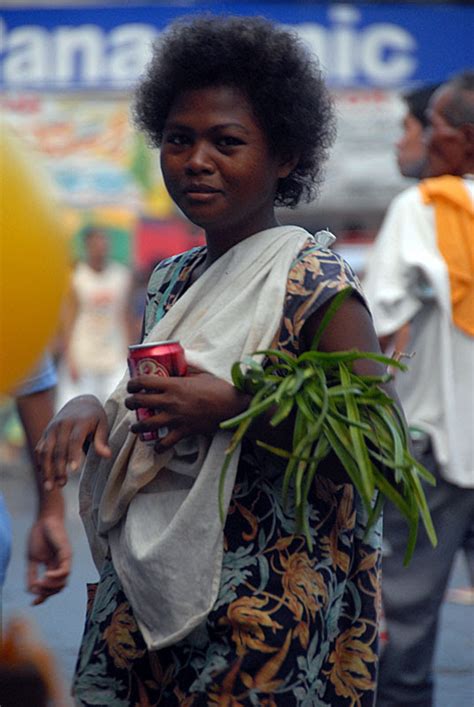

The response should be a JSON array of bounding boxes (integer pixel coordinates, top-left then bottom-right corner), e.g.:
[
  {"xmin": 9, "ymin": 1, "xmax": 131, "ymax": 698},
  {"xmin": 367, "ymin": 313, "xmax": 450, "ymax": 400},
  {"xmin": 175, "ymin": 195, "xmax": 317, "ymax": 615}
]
[{"xmin": 364, "ymin": 71, "xmax": 474, "ymax": 706}]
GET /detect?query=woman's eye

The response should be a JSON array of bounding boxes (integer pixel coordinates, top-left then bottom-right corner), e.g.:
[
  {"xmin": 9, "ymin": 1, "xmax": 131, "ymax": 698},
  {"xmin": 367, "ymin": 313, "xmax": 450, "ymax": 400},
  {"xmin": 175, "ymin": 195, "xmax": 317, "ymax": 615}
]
[
  {"xmin": 166, "ymin": 134, "xmax": 190, "ymax": 146},
  {"xmin": 217, "ymin": 136, "xmax": 244, "ymax": 147}
]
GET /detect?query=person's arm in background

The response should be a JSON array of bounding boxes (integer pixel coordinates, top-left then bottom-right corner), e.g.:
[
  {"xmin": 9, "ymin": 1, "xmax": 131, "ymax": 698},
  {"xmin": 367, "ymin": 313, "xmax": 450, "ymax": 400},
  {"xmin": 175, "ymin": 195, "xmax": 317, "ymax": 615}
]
[
  {"xmin": 379, "ymin": 324, "xmax": 411, "ymax": 375},
  {"xmin": 15, "ymin": 355, "xmax": 72, "ymax": 605},
  {"xmin": 57, "ymin": 285, "xmax": 80, "ymax": 382},
  {"xmin": 363, "ymin": 188, "xmax": 426, "ymax": 359}
]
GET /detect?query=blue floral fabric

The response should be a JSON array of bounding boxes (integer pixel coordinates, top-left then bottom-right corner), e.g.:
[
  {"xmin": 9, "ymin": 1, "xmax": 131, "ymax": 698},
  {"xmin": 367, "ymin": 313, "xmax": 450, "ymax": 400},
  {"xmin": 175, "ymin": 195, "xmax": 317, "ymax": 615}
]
[{"xmin": 73, "ymin": 241, "xmax": 381, "ymax": 706}]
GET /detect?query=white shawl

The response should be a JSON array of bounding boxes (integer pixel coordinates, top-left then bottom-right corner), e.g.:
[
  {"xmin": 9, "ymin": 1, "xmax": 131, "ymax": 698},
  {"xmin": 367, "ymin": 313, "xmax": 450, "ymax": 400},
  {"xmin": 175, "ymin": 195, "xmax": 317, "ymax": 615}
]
[{"xmin": 79, "ymin": 225, "xmax": 315, "ymax": 649}]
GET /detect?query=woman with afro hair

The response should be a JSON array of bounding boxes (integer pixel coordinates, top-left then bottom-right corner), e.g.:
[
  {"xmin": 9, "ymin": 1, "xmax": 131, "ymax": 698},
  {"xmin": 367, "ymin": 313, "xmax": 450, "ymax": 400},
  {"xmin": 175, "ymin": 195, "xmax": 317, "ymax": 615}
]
[{"xmin": 37, "ymin": 15, "xmax": 390, "ymax": 705}]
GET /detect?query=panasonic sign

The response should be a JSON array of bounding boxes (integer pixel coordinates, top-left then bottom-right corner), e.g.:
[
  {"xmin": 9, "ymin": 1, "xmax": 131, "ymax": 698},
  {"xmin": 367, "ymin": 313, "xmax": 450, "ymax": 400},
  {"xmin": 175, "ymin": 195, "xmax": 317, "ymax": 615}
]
[
  {"xmin": 297, "ymin": 7, "xmax": 416, "ymax": 86},
  {"xmin": 0, "ymin": 4, "xmax": 471, "ymax": 91},
  {"xmin": 0, "ymin": 22, "xmax": 156, "ymax": 88}
]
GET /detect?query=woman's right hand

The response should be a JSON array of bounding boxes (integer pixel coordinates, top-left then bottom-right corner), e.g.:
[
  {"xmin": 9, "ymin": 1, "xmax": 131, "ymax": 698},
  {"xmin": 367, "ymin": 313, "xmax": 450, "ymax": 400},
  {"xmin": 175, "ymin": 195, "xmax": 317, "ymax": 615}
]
[{"xmin": 35, "ymin": 395, "xmax": 111, "ymax": 490}]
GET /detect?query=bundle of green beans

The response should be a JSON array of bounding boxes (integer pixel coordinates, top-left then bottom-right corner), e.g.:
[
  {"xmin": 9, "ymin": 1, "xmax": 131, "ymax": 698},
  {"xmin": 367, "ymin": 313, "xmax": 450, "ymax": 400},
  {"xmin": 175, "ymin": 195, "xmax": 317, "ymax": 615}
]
[{"xmin": 219, "ymin": 288, "xmax": 437, "ymax": 565}]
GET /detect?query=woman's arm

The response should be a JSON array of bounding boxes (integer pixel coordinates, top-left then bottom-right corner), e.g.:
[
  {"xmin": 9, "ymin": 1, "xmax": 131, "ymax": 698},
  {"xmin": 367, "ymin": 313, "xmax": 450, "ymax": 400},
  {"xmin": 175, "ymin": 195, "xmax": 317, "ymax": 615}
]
[
  {"xmin": 299, "ymin": 292, "xmax": 406, "ymax": 483},
  {"xmin": 126, "ymin": 369, "xmax": 251, "ymax": 452},
  {"xmin": 126, "ymin": 293, "xmax": 406, "ymax": 469}
]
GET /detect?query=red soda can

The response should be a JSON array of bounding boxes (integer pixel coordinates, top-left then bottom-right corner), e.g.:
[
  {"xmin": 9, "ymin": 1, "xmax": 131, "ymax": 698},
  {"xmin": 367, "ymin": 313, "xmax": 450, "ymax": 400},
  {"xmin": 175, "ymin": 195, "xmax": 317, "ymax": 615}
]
[{"xmin": 127, "ymin": 340, "xmax": 187, "ymax": 443}]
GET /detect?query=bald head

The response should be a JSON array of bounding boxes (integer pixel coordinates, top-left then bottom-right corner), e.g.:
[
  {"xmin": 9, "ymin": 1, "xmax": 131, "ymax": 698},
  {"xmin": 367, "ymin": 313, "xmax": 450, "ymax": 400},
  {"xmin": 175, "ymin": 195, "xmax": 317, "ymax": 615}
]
[
  {"xmin": 423, "ymin": 71, "xmax": 474, "ymax": 178},
  {"xmin": 441, "ymin": 71, "xmax": 474, "ymax": 127}
]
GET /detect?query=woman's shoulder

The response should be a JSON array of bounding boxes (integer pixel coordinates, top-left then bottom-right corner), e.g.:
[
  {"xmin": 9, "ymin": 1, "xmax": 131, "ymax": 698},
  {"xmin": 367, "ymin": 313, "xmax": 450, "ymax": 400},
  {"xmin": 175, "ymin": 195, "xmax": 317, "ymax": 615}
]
[
  {"xmin": 278, "ymin": 236, "xmax": 366, "ymax": 352},
  {"xmin": 290, "ymin": 236, "xmax": 363, "ymax": 296},
  {"xmin": 147, "ymin": 246, "xmax": 206, "ymax": 294}
]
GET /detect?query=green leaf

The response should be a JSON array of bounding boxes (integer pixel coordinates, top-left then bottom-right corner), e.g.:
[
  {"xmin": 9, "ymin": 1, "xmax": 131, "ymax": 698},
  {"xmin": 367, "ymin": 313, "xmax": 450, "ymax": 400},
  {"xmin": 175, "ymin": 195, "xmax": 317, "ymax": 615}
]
[
  {"xmin": 326, "ymin": 403, "xmax": 372, "ymax": 431},
  {"xmin": 327, "ymin": 384, "xmax": 364, "ymax": 397},
  {"xmin": 220, "ymin": 392, "xmax": 277, "ymax": 429},
  {"xmin": 256, "ymin": 441, "xmax": 292, "ymax": 459},
  {"xmin": 323, "ymin": 422, "xmax": 371, "ymax": 509},
  {"xmin": 295, "ymin": 445, "xmax": 312, "ymax": 508},
  {"xmin": 298, "ymin": 436, "xmax": 331, "ymax": 545},
  {"xmin": 274, "ymin": 372, "xmax": 299, "ymax": 403},
  {"xmin": 339, "ymin": 362, "xmax": 374, "ymax": 500},
  {"xmin": 295, "ymin": 391, "xmax": 316, "ymax": 422},
  {"xmin": 407, "ymin": 470, "xmax": 437, "ymax": 548},
  {"xmin": 375, "ymin": 406, "xmax": 405, "ymax": 470},
  {"xmin": 253, "ymin": 348, "xmax": 297, "ymax": 368},
  {"xmin": 231, "ymin": 360, "xmax": 246, "ymax": 389},
  {"xmin": 270, "ymin": 397, "xmax": 294, "ymax": 426},
  {"xmin": 292, "ymin": 407, "xmax": 306, "ymax": 449},
  {"xmin": 282, "ymin": 425, "xmax": 321, "ymax": 506},
  {"xmin": 365, "ymin": 491, "xmax": 385, "ymax": 531},
  {"xmin": 302, "ymin": 436, "xmax": 331, "ymax": 502},
  {"xmin": 371, "ymin": 466, "xmax": 412, "ymax": 519},
  {"xmin": 403, "ymin": 507, "xmax": 419, "ymax": 566}
]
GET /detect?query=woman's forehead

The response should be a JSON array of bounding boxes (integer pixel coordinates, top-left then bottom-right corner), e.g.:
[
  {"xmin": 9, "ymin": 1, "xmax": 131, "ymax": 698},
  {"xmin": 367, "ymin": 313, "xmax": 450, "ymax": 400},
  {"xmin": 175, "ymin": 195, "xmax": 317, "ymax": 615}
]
[{"xmin": 166, "ymin": 85, "xmax": 256, "ymax": 123}]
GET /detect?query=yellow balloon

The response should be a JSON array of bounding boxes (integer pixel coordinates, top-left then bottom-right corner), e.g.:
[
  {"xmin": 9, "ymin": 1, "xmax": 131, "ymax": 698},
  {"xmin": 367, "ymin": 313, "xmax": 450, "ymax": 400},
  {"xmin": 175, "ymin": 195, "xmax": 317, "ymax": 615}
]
[{"xmin": 0, "ymin": 124, "xmax": 70, "ymax": 394}]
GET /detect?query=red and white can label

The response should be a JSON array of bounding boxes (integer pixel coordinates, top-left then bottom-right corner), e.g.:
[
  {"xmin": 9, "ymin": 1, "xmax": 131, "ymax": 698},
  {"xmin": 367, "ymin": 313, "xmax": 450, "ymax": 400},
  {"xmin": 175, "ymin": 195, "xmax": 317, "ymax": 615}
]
[{"xmin": 136, "ymin": 357, "xmax": 170, "ymax": 377}]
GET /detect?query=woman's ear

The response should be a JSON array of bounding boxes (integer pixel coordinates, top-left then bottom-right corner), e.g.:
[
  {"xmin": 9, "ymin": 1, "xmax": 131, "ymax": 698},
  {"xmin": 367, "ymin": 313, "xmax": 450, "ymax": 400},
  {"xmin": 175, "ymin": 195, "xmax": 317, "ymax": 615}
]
[{"xmin": 277, "ymin": 153, "xmax": 300, "ymax": 179}]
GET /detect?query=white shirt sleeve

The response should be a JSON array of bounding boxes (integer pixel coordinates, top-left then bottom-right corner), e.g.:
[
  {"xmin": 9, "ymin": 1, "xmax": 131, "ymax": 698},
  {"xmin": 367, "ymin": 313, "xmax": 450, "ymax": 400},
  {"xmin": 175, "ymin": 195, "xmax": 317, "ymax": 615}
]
[{"xmin": 363, "ymin": 186, "xmax": 441, "ymax": 337}]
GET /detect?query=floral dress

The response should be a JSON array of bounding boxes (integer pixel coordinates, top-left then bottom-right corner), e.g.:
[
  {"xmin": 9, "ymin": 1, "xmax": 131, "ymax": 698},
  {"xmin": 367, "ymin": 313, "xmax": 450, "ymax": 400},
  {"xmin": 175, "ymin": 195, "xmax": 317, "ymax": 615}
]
[{"xmin": 73, "ymin": 241, "xmax": 382, "ymax": 707}]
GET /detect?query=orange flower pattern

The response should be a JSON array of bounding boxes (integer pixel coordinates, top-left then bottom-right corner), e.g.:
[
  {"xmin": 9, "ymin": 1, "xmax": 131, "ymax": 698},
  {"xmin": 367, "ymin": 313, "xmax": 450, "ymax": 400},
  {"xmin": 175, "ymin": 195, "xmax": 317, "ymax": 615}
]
[
  {"xmin": 218, "ymin": 596, "xmax": 283, "ymax": 656},
  {"xmin": 73, "ymin": 242, "xmax": 381, "ymax": 705},
  {"xmin": 103, "ymin": 601, "xmax": 146, "ymax": 670}
]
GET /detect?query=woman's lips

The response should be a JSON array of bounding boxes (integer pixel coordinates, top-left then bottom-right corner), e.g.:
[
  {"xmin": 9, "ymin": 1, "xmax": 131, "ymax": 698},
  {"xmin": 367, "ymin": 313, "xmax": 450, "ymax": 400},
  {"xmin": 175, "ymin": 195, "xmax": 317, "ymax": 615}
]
[{"xmin": 184, "ymin": 187, "xmax": 221, "ymax": 202}]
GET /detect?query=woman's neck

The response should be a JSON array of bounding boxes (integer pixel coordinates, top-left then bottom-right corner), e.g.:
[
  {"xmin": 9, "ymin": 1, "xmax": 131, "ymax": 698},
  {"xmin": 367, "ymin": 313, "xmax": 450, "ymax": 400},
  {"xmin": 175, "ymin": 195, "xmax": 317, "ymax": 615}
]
[{"xmin": 204, "ymin": 215, "xmax": 281, "ymax": 266}]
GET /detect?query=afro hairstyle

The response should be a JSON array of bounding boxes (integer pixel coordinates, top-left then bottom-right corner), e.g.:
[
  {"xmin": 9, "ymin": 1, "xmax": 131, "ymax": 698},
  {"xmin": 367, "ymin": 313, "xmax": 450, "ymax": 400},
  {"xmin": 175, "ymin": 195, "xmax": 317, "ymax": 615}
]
[{"xmin": 133, "ymin": 15, "xmax": 336, "ymax": 208}]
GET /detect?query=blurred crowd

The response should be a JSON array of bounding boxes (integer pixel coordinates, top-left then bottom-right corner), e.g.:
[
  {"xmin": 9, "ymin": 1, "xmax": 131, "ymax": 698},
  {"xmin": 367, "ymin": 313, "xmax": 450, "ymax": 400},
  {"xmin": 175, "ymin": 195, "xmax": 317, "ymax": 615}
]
[{"xmin": 0, "ymin": 227, "xmax": 147, "ymax": 465}]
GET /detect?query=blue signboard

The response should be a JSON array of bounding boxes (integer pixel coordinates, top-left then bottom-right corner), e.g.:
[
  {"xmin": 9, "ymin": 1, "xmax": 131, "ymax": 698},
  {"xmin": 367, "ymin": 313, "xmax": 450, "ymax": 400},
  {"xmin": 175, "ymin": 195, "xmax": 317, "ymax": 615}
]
[{"xmin": 1, "ymin": 3, "xmax": 472, "ymax": 91}]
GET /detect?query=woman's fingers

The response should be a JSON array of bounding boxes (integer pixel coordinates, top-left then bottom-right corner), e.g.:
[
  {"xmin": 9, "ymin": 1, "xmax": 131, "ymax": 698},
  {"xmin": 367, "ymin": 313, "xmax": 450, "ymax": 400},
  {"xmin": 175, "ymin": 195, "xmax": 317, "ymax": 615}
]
[
  {"xmin": 127, "ymin": 374, "xmax": 171, "ymax": 394},
  {"xmin": 50, "ymin": 422, "xmax": 77, "ymax": 486},
  {"xmin": 65, "ymin": 424, "xmax": 92, "ymax": 473},
  {"xmin": 36, "ymin": 416, "xmax": 110, "ymax": 489},
  {"xmin": 125, "ymin": 392, "xmax": 168, "ymax": 411},
  {"xmin": 153, "ymin": 427, "xmax": 182, "ymax": 453},
  {"xmin": 130, "ymin": 410, "xmax": 171, "ymax": 434},
  {"xmin": 35, "ymin": 429, "xmax": 60, "ymax": 491},
  {"xmin": 33, "ymin": 396, "xmax": 108, "ymax": 489},
  {"xmin": 93, "ymin": 416, "xmax": 113, "ymax": 458}
]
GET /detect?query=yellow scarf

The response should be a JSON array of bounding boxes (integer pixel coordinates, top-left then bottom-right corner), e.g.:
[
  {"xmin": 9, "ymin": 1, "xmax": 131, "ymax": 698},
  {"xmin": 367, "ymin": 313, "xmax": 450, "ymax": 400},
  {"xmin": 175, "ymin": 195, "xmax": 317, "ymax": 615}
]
[{"xmin": 419, "ymin": 176, "xmax": 474, "ymax": 337}]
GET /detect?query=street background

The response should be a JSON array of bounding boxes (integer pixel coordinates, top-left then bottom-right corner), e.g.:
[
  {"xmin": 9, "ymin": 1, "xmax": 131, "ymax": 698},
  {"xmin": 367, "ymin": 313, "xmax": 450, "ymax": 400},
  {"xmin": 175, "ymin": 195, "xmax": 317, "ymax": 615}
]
[{"xmin": 2, "ymin": 1, "xmax": 473, "ymax": 278}]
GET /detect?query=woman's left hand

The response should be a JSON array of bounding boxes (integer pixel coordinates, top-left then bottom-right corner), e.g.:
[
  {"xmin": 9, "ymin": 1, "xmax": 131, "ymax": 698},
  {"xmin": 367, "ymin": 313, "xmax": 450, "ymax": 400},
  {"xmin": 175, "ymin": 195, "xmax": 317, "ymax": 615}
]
[{"xmin": 125, "ymin": 368, "xmax": 250, "ymax": 452}]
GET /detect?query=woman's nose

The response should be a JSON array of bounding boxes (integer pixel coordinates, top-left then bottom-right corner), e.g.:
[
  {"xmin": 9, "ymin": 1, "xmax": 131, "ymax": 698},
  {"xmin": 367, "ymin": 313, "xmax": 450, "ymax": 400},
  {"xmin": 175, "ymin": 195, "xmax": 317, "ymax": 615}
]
[{"xmin": 185, "ymin": 142, "xmax": 214, "ymax": 173}]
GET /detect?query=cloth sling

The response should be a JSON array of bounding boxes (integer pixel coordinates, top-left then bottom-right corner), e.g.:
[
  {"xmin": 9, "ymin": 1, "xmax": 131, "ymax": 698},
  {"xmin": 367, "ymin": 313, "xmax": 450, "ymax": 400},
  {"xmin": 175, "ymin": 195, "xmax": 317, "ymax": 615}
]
[
  {"xmin": 419, "ymin": 175, "xmax": 474, "ymax": 337},
  {"xmin": 79, "ymin": 225, "xmax": 318, "ymax": 650}
]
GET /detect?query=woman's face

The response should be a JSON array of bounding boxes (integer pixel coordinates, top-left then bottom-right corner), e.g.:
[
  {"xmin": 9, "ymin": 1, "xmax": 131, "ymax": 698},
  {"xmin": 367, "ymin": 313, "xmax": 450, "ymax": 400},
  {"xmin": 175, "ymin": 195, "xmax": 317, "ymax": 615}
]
[{"xmin": 160, "ymin": 85, "xmax": 293, "ymax": 247}]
